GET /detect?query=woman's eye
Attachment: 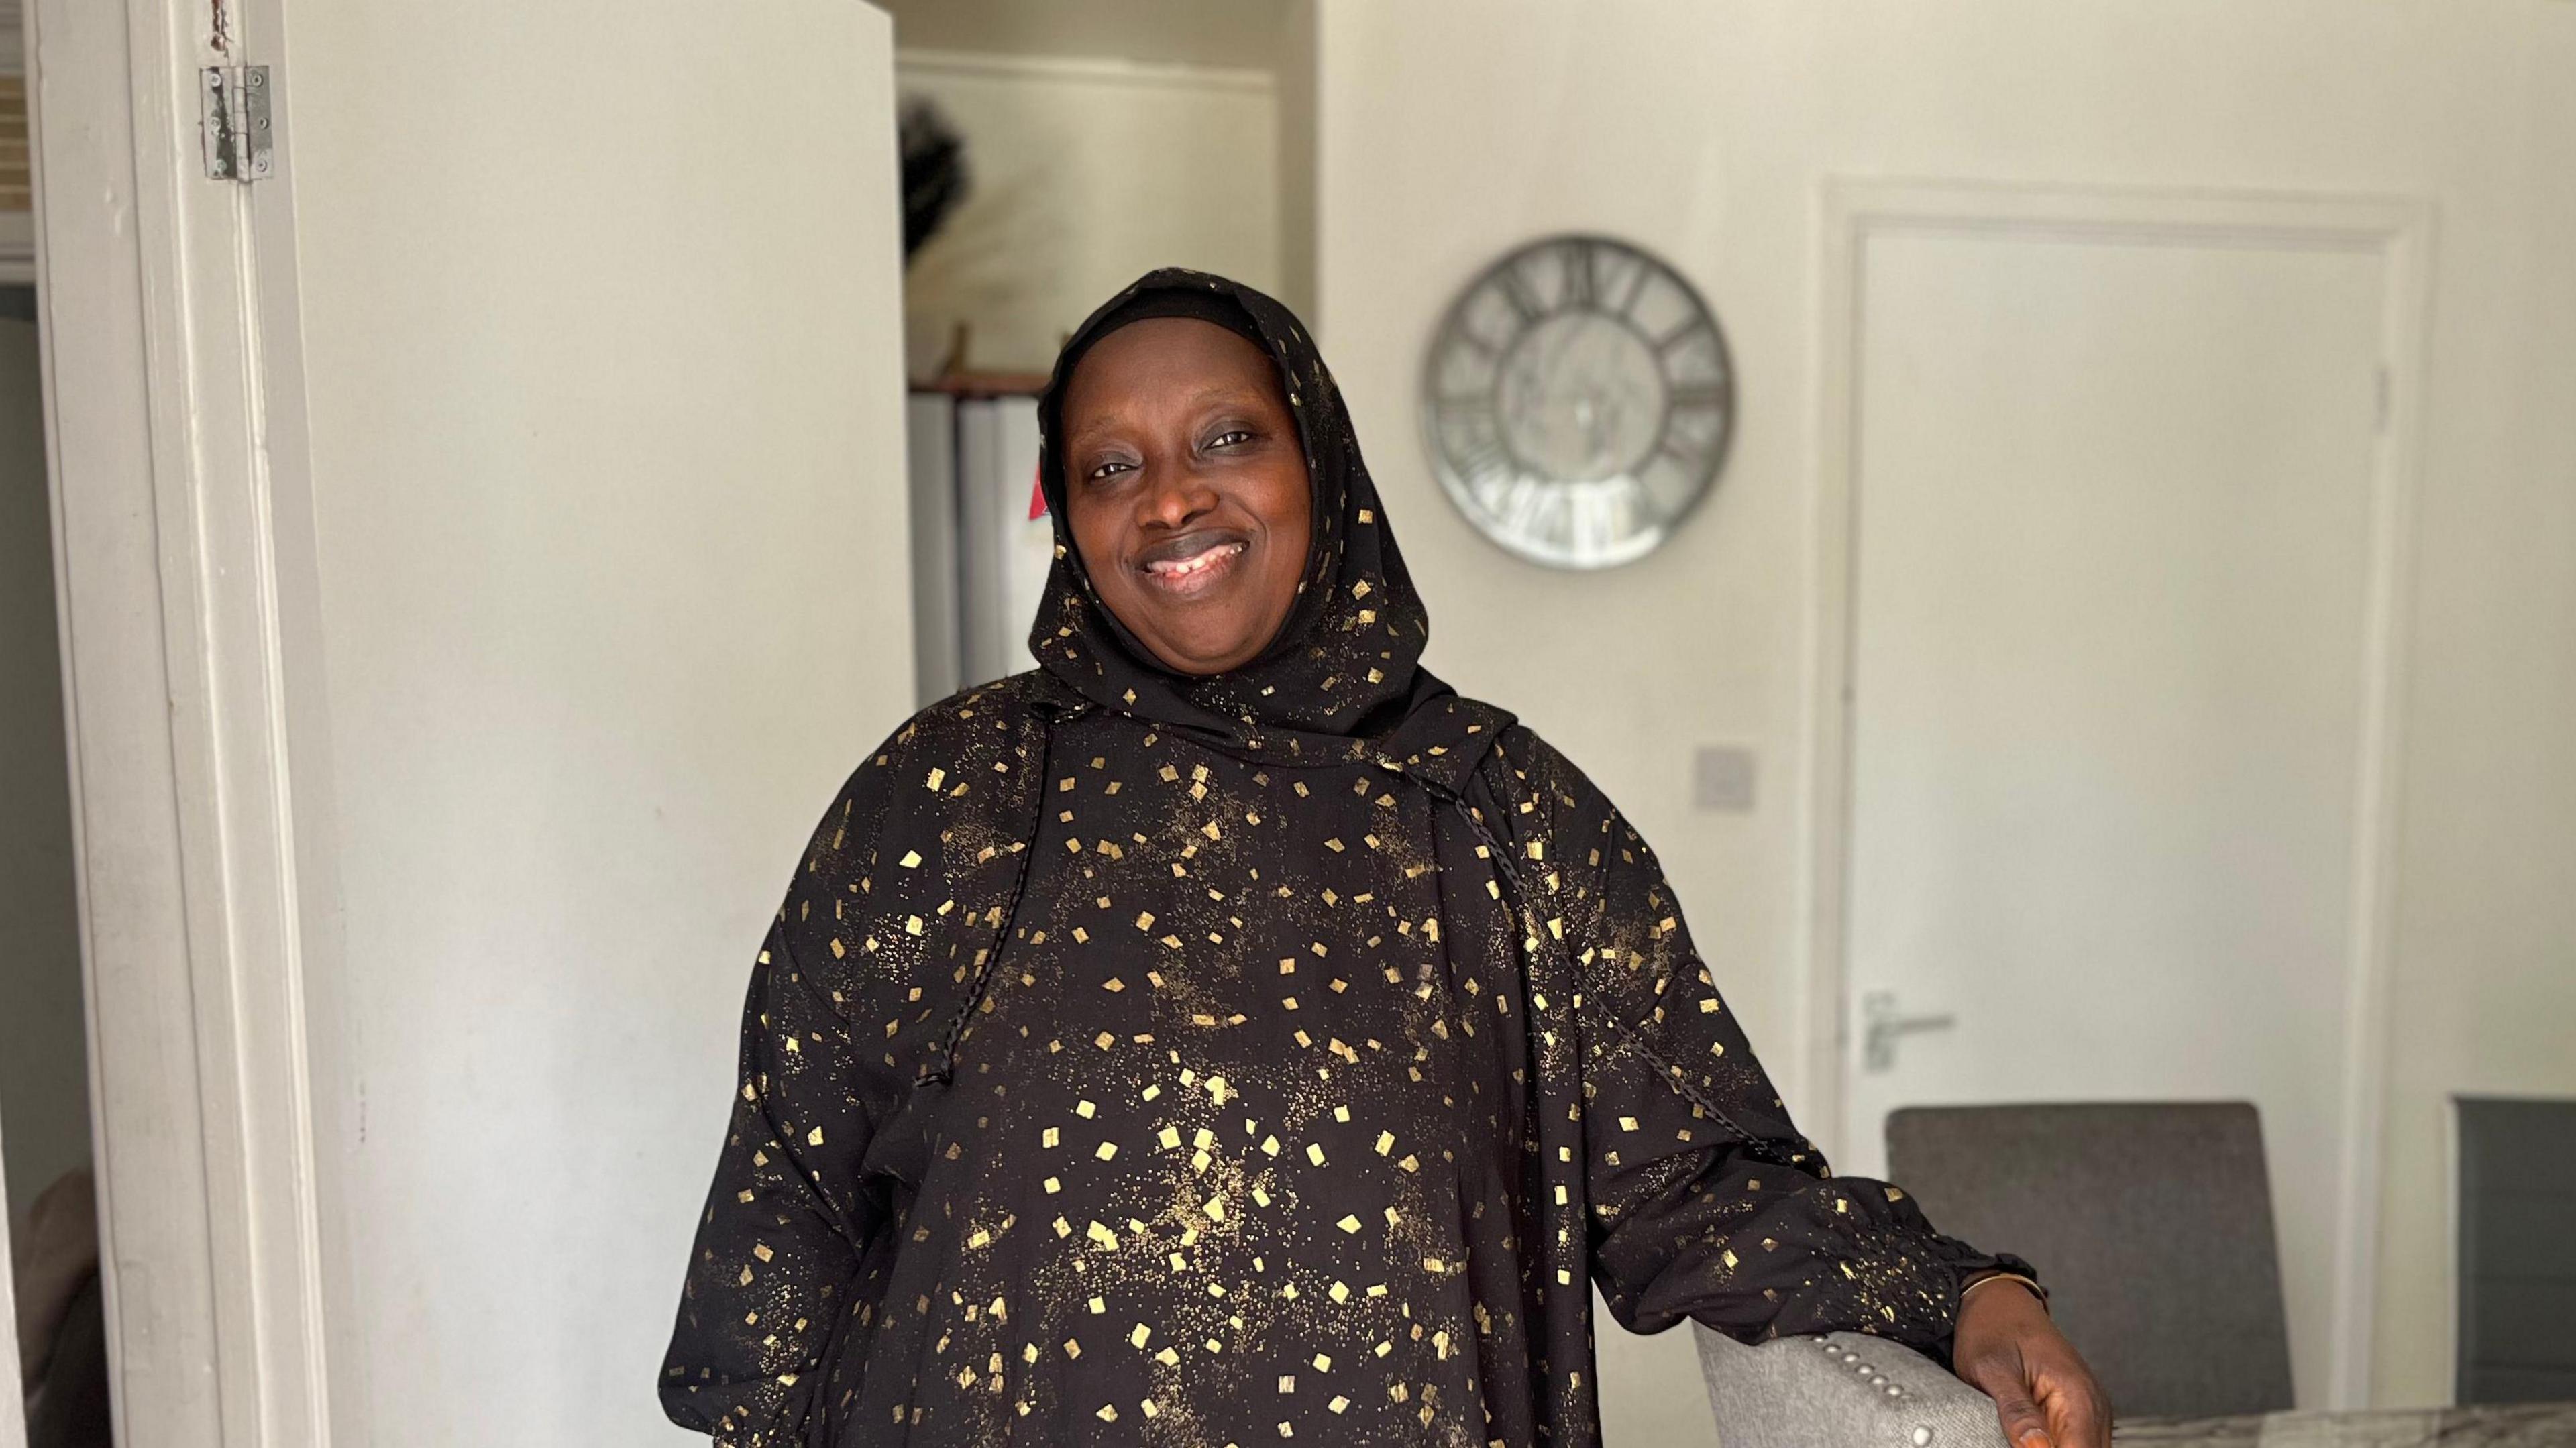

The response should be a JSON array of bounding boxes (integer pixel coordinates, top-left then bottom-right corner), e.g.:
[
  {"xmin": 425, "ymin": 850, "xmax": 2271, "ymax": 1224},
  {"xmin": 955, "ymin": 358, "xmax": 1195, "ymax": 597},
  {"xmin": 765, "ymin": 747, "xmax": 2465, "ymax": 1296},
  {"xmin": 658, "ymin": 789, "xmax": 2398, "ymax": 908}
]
[
  {"xmin": 1208, "ymin": 429, "xmax": 1254, "ymax": 449},
  {"xmin": 1085, "ymin": 459, "xmax": 1136, "ymax": 482}
]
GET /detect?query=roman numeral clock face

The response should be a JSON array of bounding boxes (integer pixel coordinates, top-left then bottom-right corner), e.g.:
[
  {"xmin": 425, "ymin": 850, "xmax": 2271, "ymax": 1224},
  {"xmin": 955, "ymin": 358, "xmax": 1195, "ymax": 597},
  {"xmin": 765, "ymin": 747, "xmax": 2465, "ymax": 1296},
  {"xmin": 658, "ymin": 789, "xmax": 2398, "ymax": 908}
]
[{"xmin": 1420, "ymin": 236, "xmax": 1733, "ymax": 568}]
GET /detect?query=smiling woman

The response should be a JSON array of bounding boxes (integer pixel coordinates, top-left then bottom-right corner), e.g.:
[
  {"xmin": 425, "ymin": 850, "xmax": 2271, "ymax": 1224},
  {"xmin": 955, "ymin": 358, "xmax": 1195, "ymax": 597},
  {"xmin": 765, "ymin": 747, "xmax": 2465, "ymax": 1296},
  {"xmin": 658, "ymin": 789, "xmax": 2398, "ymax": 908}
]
[
  {"xmin": 658, "ymin": 270, "xmax": 2105, "ymax": 1448},
  {"xmin": 1057, "ymin": 302, "xmax": 1312, "ymax": 675}
]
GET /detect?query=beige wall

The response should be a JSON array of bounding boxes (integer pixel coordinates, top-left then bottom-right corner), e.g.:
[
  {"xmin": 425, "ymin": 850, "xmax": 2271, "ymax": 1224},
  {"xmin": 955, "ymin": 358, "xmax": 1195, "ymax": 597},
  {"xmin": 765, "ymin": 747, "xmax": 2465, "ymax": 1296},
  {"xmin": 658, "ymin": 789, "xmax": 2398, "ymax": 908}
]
[
  {"xmin": 898, "ymin": 50, "xmax": 1283, "ymax": 377},
  {"xmin": 875, "ymin": 0, "xmax": 1288, "ymax": 72},
  {"xmin": 880, "ymin": 0, "xmax": 1305, "ymax": 373},
  {"xmin": 1271, "ymin": 0, "xmax": 1319, "ymax": 321},
  {"xmin": 1314, "ymin": 0, "xmax": 2576, "ymax": 1429}
]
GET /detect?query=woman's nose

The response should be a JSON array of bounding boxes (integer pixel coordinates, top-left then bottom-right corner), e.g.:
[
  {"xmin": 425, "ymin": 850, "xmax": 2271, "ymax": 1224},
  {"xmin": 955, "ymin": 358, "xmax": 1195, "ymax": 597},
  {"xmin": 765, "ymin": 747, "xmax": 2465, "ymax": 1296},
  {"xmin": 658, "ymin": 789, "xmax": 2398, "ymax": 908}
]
[{"xmin": 1137, "ymin": 462, "xmax": 1219, "ymax": 527}]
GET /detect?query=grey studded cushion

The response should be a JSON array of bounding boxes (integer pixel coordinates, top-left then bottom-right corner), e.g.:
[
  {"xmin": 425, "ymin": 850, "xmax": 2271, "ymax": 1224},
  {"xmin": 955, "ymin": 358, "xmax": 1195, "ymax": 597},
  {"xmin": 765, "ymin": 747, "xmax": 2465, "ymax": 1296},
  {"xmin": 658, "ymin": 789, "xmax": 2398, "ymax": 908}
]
[{"xmin": 1696, "ymin": 1325, "xmax": 2010, "ymax": 1448}]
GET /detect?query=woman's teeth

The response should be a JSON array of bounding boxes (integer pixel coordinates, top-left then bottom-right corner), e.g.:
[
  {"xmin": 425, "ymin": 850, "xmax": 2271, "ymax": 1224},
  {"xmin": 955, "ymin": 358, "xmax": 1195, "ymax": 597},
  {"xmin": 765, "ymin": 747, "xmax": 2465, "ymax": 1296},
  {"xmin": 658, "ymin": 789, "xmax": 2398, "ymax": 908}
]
[{"xmin": 1147, "ymin": 542, "xmax": 1247, "ymax": 578}]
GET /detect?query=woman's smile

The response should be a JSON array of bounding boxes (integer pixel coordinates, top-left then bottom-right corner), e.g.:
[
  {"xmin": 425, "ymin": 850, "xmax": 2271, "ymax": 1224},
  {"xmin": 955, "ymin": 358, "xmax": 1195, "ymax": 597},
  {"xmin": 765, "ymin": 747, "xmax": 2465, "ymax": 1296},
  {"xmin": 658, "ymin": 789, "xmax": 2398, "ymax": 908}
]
[{"xmin": 1138, "ymin": 533, "xmax": 1252, "ymax": 596}]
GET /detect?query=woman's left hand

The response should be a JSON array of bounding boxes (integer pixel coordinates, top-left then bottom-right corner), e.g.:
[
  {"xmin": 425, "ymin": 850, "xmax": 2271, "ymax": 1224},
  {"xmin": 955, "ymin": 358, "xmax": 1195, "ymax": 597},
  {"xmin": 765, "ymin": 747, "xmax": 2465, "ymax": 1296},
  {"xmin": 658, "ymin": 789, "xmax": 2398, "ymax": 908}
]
[{"xmin": 1951, "ymin": 1280, "xmax": 2111, "ymax": 1448}]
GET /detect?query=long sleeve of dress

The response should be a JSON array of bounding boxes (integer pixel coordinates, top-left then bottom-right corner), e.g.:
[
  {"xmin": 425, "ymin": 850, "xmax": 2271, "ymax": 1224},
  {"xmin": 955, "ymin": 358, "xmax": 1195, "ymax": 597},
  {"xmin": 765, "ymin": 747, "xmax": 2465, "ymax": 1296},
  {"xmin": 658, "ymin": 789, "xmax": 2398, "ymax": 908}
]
[
  {"xmin": 1498, "ymin": 729, "xmax": 2028, "ymax": 1360},
  {"xmin": 660, "ymin": 773, "xmax": 889, "ymax": 1444}
]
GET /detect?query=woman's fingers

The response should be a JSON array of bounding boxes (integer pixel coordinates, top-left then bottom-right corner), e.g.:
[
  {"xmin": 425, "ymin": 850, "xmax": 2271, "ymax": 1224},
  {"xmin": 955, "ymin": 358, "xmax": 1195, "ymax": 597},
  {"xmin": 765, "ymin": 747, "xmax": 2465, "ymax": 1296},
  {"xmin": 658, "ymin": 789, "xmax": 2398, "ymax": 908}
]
[
  {"xmin": 1967, "ymin": 1352, "xmax": 2055, "ymax": 1448},
  {"xmin": 1994, "ymin": 1394, "xmax": 2055, "ymax": 1448},
  {"xmin": 2037, "ymin": 1355, "xmax": 2112, "ymax": 1448},
  {"xmin": 2047, "ymin": 1392, "xmax": 2107, "ymax": 1448}
]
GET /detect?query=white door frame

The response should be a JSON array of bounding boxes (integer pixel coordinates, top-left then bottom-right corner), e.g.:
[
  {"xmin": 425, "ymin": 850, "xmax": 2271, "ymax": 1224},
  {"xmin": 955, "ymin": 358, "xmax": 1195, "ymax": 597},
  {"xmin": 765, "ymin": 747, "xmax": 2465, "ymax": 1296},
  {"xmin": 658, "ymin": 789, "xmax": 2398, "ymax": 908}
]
[
  {"xmin": 1796, "ymin": 179, "xmax": 2432, "ymax": 1410},
  {"xmin": 29, "ymin": 0, "xmax": 338, "ymax": 1442}
]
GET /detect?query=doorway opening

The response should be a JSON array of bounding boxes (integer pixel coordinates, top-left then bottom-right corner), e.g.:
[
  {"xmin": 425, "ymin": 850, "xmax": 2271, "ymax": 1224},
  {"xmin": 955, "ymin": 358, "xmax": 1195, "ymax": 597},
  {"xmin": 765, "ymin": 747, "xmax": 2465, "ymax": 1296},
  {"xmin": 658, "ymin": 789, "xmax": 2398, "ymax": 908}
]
[{"xmin": 1, "ymin": 267, "xmax": 113, "ymax": 1446}]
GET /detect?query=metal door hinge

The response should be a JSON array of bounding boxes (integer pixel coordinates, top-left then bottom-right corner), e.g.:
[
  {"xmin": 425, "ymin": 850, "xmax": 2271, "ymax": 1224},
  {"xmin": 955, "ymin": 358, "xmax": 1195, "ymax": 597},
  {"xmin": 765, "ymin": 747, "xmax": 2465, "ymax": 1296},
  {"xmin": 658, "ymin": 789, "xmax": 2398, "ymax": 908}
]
[{"xmin": 201, "ymin": 65, "xmax": 274, "ymax": 181}]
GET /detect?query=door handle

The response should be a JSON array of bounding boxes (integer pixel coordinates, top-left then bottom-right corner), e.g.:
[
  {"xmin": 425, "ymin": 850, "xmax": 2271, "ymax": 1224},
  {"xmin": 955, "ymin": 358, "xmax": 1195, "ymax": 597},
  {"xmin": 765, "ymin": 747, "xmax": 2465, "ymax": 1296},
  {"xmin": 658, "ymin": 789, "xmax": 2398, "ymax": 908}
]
[{"xmin": 1861, "ymin": 991, "xmax": 1956, "ymax": 1074}]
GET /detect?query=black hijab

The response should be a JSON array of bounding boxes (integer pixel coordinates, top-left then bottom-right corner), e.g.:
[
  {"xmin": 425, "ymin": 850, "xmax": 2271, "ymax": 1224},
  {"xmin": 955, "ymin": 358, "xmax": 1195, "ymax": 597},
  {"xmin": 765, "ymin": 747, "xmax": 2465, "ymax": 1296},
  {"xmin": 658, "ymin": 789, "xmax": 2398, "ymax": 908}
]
[{"xmin": 1028, "ymin": 269, "xmax": 1494, "ymax": 785}]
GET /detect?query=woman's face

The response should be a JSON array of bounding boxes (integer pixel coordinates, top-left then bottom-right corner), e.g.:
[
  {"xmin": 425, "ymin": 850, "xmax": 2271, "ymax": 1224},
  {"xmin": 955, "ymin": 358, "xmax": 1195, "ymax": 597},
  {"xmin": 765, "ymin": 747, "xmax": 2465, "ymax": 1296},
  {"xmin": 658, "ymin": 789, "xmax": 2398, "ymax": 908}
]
[{"xmin": 1061, "ymin": 317, "xmax": 1313, "ymax": 677}]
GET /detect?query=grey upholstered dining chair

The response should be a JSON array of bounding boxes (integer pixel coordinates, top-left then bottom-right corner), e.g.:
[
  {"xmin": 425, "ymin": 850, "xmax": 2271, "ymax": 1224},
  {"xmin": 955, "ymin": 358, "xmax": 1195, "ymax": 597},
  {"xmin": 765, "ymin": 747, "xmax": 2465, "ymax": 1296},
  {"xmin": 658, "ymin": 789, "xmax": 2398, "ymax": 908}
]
[{"xmin": 1885, "ymin": 1101, "xmax": 2296, "ymax": 1421}]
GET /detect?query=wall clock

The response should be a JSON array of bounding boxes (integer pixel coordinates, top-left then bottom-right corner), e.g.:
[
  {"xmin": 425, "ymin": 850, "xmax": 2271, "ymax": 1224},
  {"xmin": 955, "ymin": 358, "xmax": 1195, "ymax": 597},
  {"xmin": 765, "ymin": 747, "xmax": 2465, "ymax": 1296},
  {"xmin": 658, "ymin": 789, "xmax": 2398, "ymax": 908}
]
[{"xmin": 1419, "ymin": 235, "xmax": 1733, "ymax": 569}]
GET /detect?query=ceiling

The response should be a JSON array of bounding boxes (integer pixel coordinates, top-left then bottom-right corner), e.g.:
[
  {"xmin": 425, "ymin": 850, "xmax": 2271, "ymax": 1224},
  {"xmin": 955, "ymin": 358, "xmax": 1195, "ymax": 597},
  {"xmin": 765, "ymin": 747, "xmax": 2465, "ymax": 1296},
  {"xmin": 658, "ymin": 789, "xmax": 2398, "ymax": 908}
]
[{"xmin": 875, "ymin": 0, "xmax": 1293, "ymax": 72}]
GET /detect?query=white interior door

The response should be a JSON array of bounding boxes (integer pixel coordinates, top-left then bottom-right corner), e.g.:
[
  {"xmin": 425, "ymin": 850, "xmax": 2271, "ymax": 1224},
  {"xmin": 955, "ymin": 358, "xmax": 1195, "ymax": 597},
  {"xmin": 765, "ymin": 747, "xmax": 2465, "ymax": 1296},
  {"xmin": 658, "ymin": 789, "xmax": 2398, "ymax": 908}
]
[
  {"xmin": 1831, "ymin": 204, "xmax": 2401, "ymax": 1408},
  {"xmin": 254, "ymin": 2, "xmax": 914, "ymax": 1442}
]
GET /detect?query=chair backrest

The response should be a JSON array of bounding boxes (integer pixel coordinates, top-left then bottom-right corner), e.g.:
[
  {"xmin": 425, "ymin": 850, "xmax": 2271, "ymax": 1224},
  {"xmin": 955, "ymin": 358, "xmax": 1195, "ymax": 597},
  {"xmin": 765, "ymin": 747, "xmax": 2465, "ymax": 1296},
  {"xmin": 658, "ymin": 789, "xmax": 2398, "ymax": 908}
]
[
  {"xmin": 1885, "ymin": 1101, "xmax": 2294, "ymax": 1419},
  {"xmin": 2455, "ymin": 1097, "xmax": 2576, "ymax": 1404}
]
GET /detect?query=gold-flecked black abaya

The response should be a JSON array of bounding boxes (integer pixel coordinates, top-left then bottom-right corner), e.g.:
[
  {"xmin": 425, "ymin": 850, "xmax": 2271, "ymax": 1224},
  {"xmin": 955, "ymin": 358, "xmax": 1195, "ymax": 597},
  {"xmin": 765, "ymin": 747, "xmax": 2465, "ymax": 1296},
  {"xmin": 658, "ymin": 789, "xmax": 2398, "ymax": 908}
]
[{"xmin": 660, "ymin": 271, "xmax": 2028, "ymax": 1447}]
